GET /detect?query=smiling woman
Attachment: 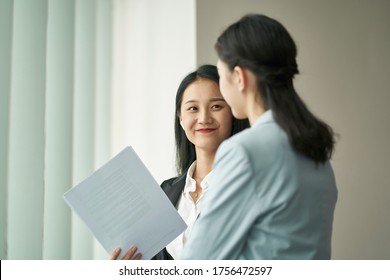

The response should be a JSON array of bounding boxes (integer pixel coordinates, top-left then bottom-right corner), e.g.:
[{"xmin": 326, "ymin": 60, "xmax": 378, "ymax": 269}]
[
  {"xmin": 110, "ymin": 65, "xmax": 249, "ymax": 260},
  {"xmin": 179, "ymin": 78, "xmax": 233, "ymax": 154},
  {"xmin": 159, "ymin": 65, "xmax": 243, "ymax": 259}
]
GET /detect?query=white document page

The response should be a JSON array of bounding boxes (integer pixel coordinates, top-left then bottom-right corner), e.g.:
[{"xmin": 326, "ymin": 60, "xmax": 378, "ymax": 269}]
[{"xmin": 63, "ymin": 146, "xmax": 187, "ymax": 259}]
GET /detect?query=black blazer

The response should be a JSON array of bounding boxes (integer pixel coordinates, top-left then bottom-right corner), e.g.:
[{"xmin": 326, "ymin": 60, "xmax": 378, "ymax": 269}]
[{"xmin": 152, "ymin": 172, "xmax": 186, "ymax": 260}]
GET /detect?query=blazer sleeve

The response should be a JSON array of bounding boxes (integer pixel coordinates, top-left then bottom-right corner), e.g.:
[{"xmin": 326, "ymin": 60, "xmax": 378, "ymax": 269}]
[{"xmin": 180, "ymin": 140, "xmax": 259, "ymax": 259}]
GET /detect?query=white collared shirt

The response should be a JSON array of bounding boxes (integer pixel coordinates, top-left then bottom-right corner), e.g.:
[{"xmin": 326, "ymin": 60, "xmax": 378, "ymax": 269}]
[{"xmin": 166, "ymin": 161, "xmax": 211, "ymax": 259}]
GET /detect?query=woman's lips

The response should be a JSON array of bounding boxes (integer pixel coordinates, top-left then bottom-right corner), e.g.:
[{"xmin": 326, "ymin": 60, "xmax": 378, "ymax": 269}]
[{"xmin": 196, "ymin": 128, "xmax": 216, "ymax": 134}]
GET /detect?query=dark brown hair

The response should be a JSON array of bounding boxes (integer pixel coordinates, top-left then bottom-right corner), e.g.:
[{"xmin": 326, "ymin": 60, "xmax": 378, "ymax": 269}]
[{"xmin": 215, "ymin": 14, "xmax": 335, "ymax": 164}]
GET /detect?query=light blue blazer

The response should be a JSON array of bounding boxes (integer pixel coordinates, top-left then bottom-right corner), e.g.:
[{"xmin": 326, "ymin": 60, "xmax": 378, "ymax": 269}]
[{"xmin": 181, "ymin": 110, "xmax": 337, "ymax": 259}]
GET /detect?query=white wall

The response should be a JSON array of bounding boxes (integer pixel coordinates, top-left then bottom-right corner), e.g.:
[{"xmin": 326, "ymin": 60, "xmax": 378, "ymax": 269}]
[{"xmin": 196, "ymin": 0, "xmax": 390, "ymax": 259}]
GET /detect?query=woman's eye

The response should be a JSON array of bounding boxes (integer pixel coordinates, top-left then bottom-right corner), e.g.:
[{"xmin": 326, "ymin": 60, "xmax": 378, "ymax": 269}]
[
  {"xmin": 211, "ymin": 104, "xmax": 222, "ymax": 110},
  {"xmin": 187, "ymin": 106, "xmax": 198, "ymax": 111}
]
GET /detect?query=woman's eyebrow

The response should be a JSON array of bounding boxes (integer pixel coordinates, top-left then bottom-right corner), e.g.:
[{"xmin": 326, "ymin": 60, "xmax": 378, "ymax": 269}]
[
  {"xmin": 210, "ymin": 98, "xmax": 226, "ymax": 102},
  {"xmin": 183, "ymin": 98, "xmax": 226, "ymax": 105},
  {"xmin": 183, "ymin": 99, "xmax": 198, "ymax": 105}
]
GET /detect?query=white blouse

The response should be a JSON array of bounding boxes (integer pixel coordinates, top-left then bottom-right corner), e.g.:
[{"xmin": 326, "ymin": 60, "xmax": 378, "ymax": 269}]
[{"xmin": 165, "ymin": 161, "xmax": 211, "ymax": 259}]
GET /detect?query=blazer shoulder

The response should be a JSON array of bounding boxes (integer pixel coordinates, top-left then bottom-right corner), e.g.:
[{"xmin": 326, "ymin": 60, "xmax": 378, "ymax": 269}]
[
  {"xmin": 228, "ymin": 120, "xmax": 287, "ymax": 150},
  {"xmin": 160, "ymin": 174, "xmax": 185, "ymax": 190},
  {"xmin": 160, "ymin": 173, "xmax": 186, "ymax": 205}
]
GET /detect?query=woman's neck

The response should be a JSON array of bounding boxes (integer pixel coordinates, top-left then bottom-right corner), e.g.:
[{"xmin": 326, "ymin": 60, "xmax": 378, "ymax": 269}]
[
  {"xmin": 246, "ymin": 91, "xmax": 266, "ymax": 125},
  {"xmin": 193, "ymin": 149, "xmax": 215, "ymax": 180}
]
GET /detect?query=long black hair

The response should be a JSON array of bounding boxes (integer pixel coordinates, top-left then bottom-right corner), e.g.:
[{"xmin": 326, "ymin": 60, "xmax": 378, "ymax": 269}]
[
  {"xmin": 174, "ymin": 64, "xmax": 250, "ymax": 175},
  {"xmin": 215, "ymin": 14, "xmax": 335, "ymax": 164}
]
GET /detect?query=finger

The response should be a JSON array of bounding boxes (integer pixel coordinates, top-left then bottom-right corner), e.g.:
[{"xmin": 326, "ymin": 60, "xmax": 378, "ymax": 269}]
[
  {"xmin": 109, "ymin": 247, "xmax": 121, "ymax": 260},
  {"xmin": 122, "ymin": 246, "xmax": 137, "ymax": 260},
  {"xmin": 133, "ymin": 253, "xmax": 142, "ymax": 260}
]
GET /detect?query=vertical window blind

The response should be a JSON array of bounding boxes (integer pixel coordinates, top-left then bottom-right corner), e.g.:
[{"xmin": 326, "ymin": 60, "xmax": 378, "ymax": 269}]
[
  {"xmin": 0, "ymin": 0, "xmax": 112, "ymax": 260},
  {"xmin": 0, "ymin": 0, "xmax": 195, "ymax": 260}
]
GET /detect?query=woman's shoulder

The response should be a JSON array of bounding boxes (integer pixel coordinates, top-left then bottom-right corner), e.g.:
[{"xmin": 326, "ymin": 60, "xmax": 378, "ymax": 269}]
[
  {"xmin": 224, "ymin": 121, "xmax": 278, "ymax": 145},
  {"xmin": 159, "ymin": 173, "xmax": 187, "ymax": 204},
  {"xmin": 161, "ymin": 176, "xmax": 178, "ymax": 188},
  {"xmin": 160, "ymin": 176, "xmax": 179, "ymax": 187},
  {"xmin": 160, "ymin": 173, "xmax": 186, "ymax": 189},
  {"xmin": 219, "ymin": 120, "xmax": 289, "ymax": 163}
]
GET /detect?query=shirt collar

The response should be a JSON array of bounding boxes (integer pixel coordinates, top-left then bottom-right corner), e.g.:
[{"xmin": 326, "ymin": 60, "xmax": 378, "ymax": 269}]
[{"xmin": 183, "ymin": 161, "xmax": 211, "ymax": 196}]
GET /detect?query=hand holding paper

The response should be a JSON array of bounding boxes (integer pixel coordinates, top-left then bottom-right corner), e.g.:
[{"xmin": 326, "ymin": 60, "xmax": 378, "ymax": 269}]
[{"xmin": 63, "ymin": 146, "xmax": 187, "ymax": 260}]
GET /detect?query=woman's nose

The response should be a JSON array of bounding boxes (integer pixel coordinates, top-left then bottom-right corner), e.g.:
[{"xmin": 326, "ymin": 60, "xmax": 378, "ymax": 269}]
[{"xmin": 198, "ymin": 109, "xmax": 212, "ymax": 124}]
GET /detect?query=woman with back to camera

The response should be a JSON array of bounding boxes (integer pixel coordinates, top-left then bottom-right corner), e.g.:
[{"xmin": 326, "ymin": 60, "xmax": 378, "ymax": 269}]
[
  {"xmin": 110, "ymin": 64, "xmax": 249, "ymax": 260},
  {"xmin": 181, "ymin": 14, "xmax": 338, "ymax": 260}
]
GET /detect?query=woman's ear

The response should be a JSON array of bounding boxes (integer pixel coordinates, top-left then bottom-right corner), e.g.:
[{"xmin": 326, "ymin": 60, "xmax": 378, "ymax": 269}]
[
  {"xmin": 234, "ymin": 66, "xmax": 258, "ymax": 95},
  {"xmin": 233, "ymin": 65, "xmax": 247, "ymax": 92}
]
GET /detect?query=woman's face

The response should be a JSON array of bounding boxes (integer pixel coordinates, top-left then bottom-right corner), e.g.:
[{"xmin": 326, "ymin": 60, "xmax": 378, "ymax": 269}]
[
  {"xmin": 216, "ymin": 59, "xmax": 246, "ymax": 119},
  {"xmin": 179, "ymin": 78, "xmax": 233, "ymax": 153}
]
